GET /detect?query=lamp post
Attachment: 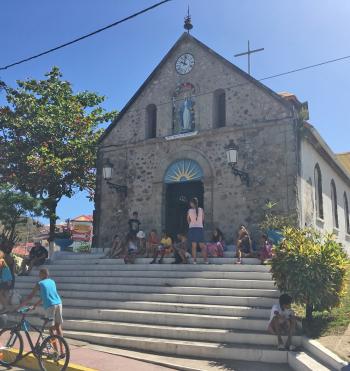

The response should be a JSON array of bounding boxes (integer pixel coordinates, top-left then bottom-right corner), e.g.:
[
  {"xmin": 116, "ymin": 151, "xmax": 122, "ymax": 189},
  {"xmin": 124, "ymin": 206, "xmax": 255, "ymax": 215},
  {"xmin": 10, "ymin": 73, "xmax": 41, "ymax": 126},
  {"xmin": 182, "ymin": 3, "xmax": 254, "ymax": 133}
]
[
  {"xmin": 102, "ymin": 159, "xmax": 127, "ymax": 196},
  {"xmin": 226, "ymin": 141, "xmax": 250, "ymax": 187}
]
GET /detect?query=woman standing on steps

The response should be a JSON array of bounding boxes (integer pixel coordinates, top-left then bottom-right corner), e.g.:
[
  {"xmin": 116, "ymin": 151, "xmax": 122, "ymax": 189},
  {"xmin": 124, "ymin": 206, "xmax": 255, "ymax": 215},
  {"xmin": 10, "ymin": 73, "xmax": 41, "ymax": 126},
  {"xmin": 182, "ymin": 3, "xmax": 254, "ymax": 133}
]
[{"xmin": 187, "ymin": 198, "xmax": 208, "ymax": 264}]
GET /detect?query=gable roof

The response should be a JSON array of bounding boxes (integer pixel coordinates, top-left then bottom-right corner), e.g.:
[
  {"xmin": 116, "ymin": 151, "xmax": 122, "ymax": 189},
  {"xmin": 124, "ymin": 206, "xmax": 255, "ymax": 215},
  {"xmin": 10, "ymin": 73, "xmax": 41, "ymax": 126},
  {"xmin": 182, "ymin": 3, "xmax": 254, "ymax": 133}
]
[
  {"xmin": 336, "ymin": 152, "xmax": 350, "ymax": 175},
  {"xmin": 99, "ymin": 32, "xmax": 293, "ymax": 144}
]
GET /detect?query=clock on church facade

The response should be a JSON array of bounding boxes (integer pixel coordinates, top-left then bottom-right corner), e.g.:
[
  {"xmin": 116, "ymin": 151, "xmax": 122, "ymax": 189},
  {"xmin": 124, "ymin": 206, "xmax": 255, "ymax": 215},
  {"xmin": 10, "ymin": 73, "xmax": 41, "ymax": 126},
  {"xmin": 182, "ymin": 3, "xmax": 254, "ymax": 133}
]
[{"xmin": 94, "ymin": 32, "xmax": 350, "ymax": 253}]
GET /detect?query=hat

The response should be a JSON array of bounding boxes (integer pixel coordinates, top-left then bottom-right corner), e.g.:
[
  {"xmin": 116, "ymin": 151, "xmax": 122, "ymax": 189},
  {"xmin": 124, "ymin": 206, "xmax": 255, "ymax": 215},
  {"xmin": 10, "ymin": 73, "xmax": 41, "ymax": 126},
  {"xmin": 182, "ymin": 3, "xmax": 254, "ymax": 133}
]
[{"xmin": 136, "ymin": 231, "xmax": 146, "ymax": 239}]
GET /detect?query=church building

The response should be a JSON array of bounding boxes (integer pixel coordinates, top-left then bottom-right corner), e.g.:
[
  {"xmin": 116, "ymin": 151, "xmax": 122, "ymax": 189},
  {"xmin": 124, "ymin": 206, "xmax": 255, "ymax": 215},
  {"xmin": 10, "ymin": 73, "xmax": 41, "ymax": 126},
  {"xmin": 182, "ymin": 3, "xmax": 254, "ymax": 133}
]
[{"xmin": 94, "ymin": 31, "xmax": 350, "ymax": 252}]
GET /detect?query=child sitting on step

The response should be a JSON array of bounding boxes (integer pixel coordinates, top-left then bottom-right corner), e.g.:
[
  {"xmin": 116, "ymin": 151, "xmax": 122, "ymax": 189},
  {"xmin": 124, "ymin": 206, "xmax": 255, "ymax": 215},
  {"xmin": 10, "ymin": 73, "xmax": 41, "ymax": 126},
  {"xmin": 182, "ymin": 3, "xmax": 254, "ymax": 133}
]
[
  {"xmin": 150, "ymin": 231, "xmax": 172, "ymax": 264},
  {"xmin": 172, "ymin": 233, "xmax": 188, "ymax": 264},
  {"xmin": 268, "ymin": 294, "xmax": 296, "ymax": 351},
  {"xmin": 259, "ymin": 234, "xmax": 273, "ymax": 264},
  {"xmin": 124, "ymin": 234, "xmax": 138, "ymax": 264}
]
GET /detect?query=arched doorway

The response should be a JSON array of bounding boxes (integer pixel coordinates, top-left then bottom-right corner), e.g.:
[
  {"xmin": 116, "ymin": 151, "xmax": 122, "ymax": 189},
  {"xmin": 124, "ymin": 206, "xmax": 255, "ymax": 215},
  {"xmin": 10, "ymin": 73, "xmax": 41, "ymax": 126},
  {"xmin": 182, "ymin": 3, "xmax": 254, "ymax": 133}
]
[{"xmin": 164, "ymin": 159, "xmax": 204, "ymax": 239}]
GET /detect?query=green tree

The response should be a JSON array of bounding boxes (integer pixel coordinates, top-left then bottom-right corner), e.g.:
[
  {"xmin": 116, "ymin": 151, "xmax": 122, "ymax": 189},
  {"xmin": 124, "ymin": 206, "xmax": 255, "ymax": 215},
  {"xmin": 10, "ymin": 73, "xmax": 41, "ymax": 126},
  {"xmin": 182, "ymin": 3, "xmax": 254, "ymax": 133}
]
[
  {"xmin": 0, "ymin": 67, "xmax": 117, "ymax": 254},
  {"xmin": 271, "ymin": 227, "xmax": 349, "ymax": 321},
  {"xmin": 0, "ymin": 184, "xmax": 43, "ymax": 250}
]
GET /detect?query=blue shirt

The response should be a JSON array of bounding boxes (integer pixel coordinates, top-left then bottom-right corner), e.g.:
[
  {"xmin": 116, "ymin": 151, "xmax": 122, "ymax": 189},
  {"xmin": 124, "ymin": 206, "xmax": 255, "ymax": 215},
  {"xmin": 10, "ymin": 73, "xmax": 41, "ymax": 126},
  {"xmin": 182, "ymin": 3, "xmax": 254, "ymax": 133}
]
[
  {"xmin": 38, "ymin": 278, "xmax": 62, "ymax": 309},
  {"xmin": 1, "ymin": 266, "xmax": 13, "ymax": 283}
]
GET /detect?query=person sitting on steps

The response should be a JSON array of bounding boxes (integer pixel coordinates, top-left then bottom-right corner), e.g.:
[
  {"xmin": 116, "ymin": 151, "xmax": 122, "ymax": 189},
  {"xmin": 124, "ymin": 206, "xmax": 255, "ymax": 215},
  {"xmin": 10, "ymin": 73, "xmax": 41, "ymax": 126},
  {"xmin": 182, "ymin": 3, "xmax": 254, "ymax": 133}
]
[
  {"xmin": 136, "ymin": 231, "xmax": 147, "ymax": 256},
  {"xmin": 259, "ymin": 234, "xmax": 273, "ymax": 264},
  {"xmin": 207, "ymin": 228, "xmax": 224, "ymax": 257},
  {"xmin": 172, "ymin": 233, "xmax": 189, "ymax": 264},
  {"xmin": 235, "ymin": 225, "xmax": 254, "ymax": 264},
  {"xmin": 267, "ymin": 294, "xmax": 296, "ymax": 351},
  {"xmin": 124, "ymin": 234, "xmax": 138, "ymax": 264},
  {"xmin": 19, "ymin": 241, "xmax": 48, "ymax": 276},
  {"xmin": 101, "ymin": 234, "xmax": 124, "ymax": 259},
  {"xmin": 146, "ymin": 229, "xmax": 159, "ymax": 258},
  {"xmin": 150, "ymin": 231, "xmax": 172, "ymax": 264}
]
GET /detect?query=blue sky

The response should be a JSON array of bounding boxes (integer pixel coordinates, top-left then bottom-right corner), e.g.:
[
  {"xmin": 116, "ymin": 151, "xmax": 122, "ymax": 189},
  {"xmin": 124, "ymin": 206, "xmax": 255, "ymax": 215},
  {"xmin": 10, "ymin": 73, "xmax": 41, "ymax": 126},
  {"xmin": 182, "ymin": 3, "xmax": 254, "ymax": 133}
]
[{"xmin": 1, "ymin": 0, "xmax": 350, "ymax": 223}]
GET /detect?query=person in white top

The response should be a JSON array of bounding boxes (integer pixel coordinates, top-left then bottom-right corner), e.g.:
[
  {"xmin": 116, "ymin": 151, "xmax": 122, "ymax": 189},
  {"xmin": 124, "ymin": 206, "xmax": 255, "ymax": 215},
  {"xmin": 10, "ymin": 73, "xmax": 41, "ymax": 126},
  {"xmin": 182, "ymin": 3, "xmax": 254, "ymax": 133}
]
[
  {"xmin": 268, "ymin": 294, "xmax": 296, "ymax": 350},
  {"xmin": 187, "ymin": 198, "xmax": 208, "ymax": 264}
]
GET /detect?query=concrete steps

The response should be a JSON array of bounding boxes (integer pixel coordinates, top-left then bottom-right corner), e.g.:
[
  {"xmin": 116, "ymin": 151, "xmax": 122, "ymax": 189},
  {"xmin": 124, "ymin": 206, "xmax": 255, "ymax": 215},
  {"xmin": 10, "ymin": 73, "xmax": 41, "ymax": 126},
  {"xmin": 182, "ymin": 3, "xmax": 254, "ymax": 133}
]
[
  {"xmin": 14, "ymin": 253, "xmax": 338, "ymax": 369},
  {"xmin": 32, "ymin": 269, "xmax": 273, "ymax": 280},
  {"xmin": 44, "ymin": 261, "xmax": 268, "ymax": 271},
  {"xmin": 15, "ymin": 281, "xmax": 279, "ymax": 298},
  {"xmin": 23, "ymin": 315, "xmax": 301, "ymax": 347},
  {"xmin": 46, "ymin": 299, "xmax": 272, "ymax": 318},
  {"xmin": 15, "ymin": 288, "xmax": 277, "ymax": 307},
  {"xmin": 48, "ymin": 257, "xmax": 261, "ymax": 265},
  {"xmin": 16, "ymin": 275, "xmax": 276, "ymax": 289},
  {"xmin": 63, "ymin": 331, "xmax": 289, "ymax": 364}
]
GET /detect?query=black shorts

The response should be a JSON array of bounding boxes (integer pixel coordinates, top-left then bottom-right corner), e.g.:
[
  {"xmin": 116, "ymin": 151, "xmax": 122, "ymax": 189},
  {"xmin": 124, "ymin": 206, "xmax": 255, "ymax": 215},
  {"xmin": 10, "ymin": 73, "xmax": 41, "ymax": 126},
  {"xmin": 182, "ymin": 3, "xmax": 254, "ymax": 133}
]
[{"xmin": 33, "ymin": 257, "xmax": 46, "ymax": 266}]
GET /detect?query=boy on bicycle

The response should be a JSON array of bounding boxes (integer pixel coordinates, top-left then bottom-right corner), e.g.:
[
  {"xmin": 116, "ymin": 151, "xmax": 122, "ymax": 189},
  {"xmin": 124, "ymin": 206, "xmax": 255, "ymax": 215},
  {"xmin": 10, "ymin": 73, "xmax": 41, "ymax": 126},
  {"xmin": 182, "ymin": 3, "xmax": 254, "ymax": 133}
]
[{"xmin": 19, "ymin": 268, "xmax": 65, "ymax": 356}]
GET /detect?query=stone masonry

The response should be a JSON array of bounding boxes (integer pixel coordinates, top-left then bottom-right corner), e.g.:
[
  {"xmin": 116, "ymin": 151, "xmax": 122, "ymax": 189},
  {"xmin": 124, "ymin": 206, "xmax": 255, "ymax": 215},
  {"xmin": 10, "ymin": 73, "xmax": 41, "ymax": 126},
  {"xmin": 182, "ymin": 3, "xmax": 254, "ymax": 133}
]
[{"xmin": 94, "ymin": 33, "xmax": 299, "ymax": 249}]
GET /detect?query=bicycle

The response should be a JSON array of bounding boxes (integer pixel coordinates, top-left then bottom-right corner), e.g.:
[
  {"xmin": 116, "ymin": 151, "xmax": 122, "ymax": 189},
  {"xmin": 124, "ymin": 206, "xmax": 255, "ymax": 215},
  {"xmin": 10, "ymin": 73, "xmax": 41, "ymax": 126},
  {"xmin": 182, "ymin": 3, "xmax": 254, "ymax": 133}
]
[{"xmin": 0, "ymin": 306, "xmax": 70, "ymax": 371}]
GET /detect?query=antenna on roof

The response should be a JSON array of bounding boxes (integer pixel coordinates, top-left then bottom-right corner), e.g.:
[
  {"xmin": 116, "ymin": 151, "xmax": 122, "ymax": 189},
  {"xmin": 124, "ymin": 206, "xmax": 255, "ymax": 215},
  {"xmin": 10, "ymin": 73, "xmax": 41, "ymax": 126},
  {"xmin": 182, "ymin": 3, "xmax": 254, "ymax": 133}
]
[{"xmin": 184, "ymin": 5, "xmax": 193, "ymax": 34}]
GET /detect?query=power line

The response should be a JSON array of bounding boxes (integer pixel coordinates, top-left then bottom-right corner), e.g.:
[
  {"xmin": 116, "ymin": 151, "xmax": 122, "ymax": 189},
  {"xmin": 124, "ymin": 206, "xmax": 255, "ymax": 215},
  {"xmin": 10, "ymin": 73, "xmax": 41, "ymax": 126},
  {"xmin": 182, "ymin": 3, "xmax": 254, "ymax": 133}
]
[
  {"xmin": 0, "ymin": 0, "xmax": 172, "ymax": 71},
  {"xmin": 124, "ymin": 52, "xmax": 350, "ymax": 113},
  {"xmin": 259, "ymin": 54, "xmax": 350, "ymax": 81}
]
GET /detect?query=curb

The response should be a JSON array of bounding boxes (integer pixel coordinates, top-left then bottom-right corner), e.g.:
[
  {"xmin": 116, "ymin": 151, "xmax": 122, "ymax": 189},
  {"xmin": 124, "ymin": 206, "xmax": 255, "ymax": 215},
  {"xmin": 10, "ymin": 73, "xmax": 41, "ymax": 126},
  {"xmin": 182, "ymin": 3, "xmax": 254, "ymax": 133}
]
[
  {"xmin": 301, "ymin": 337, "xmax": 349, "ymax": 370},
  {"xmin": 2, "ymin": 349, "xmax": 97, "ymax": 371}
]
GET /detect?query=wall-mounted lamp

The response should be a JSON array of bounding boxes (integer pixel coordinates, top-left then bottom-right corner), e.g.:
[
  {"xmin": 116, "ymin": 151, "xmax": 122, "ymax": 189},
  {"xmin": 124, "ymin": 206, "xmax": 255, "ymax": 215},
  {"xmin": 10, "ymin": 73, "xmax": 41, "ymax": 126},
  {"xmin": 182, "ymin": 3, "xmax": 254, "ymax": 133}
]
[
  {"xmin": 225, "ymin": 140, "xmax": 250, "ymax": 187},
  {"xmin": 102, "ymin": 159, "xmax": 127, "ymax": 196}
]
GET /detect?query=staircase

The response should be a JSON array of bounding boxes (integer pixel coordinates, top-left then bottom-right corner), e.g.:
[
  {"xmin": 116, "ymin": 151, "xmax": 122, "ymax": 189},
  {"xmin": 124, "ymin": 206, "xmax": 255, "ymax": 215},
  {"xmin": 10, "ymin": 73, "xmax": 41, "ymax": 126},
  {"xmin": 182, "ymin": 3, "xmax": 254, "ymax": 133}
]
[{"xmin": 14, "ymin": 252, "xmax": 340, "ymax": 370}]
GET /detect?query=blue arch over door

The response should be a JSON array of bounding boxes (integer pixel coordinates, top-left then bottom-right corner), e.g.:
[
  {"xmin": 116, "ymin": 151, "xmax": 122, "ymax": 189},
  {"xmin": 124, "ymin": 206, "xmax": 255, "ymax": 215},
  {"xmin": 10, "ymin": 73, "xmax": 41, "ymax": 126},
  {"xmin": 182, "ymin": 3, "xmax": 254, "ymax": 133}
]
[{"xmin": 164, "ymin": 159, "xmax": 203, "ymax": 184}]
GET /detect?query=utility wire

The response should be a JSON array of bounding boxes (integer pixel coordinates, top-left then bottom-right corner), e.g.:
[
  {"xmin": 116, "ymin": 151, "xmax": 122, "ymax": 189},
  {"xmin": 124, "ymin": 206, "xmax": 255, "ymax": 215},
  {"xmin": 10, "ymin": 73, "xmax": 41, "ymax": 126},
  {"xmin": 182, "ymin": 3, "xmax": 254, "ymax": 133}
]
[
  {"xmin": 0, "ymin": 0, "xmax": 172, "ymax": 71},
  {"xmin": 259, "ymin": 54, "xmax": 350, "ymax": 81},
  {"xmin": 118, "ymin": 52, "xmax": 350, "ymax": 113}
]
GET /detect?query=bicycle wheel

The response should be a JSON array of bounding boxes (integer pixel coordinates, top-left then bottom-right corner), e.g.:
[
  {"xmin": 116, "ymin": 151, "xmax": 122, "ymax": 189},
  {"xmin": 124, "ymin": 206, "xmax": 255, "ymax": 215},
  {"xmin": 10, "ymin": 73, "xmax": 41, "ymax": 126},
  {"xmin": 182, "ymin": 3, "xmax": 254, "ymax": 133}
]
[
  {"xmin": 0, "ymin": 328, "xmax": 24, "ymax": 366},
  {"xmin": 38, "ymin": 335, "xmax": 70, "ymax": 371}
]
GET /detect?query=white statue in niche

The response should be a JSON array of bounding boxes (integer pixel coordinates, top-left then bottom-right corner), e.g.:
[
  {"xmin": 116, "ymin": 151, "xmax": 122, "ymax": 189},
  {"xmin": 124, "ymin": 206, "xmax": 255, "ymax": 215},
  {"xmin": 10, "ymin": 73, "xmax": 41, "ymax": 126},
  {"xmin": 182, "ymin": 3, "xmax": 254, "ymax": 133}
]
[
  {"xmin": 181, "ymin": 98, "xmax": 192, "ymax": 131},
  {"xmin": 172, "ymin": 83, "xmax": 195, "ymax": 134}
]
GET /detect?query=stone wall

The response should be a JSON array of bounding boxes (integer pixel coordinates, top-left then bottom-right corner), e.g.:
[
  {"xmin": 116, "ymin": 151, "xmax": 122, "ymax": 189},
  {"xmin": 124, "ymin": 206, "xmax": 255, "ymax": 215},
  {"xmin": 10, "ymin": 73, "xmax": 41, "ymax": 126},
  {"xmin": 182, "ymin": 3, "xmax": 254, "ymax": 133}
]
[
  {"xmin": 299, "ymin": 138, "xmax": 350, "ymax": 252},
  {"xmin": 95, "ymin": 34, "xmax": 299, "ymax": 249}
]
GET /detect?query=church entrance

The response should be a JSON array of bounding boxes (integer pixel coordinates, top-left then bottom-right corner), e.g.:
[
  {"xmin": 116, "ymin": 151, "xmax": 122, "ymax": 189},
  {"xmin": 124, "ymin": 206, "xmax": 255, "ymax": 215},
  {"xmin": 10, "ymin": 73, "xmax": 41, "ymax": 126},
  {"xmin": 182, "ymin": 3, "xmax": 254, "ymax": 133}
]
[
  {"xmin": 165, "ymin": 181, "xmax": 204, "ymax": 239},
  {"xmin": 164, "ymin": 159, "xmax": 204, "ymax": 239}
]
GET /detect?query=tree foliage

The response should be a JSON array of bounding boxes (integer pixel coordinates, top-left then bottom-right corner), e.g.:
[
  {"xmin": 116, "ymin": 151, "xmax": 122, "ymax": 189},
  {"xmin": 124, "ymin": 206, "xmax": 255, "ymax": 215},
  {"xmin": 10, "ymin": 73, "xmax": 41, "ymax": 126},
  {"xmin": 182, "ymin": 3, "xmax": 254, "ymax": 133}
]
[
  {"xmin": 0, "ymin": 184, "xmax": 43, "ymax": 250},
  {"xmin": 0, "ymin": 67, "xmax": 117, "ymax": 242},
  {"xmin": 271, "ymin": 227, "xmax": 349, "ymax": 320}
]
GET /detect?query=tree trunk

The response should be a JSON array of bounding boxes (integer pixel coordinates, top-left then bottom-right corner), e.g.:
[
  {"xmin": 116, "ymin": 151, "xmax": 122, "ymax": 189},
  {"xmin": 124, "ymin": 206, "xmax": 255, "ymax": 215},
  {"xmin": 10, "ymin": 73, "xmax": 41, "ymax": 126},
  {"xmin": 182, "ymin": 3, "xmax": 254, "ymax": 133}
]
[
  {"xmin": 48, "ymin": 200, "xmax": 58, "ymax": 259},
  {"xmin": 306, "ymin": 303, "xmax": 314, "ymax": 322}
]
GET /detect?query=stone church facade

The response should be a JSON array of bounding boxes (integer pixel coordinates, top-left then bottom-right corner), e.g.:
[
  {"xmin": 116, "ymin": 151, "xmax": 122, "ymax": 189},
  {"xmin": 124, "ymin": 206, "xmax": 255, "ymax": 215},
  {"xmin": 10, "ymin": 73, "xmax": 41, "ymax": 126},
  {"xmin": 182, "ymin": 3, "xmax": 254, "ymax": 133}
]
[{"xmin": 94, "ymin": 33, "xmax": 350, "ymax": 252}]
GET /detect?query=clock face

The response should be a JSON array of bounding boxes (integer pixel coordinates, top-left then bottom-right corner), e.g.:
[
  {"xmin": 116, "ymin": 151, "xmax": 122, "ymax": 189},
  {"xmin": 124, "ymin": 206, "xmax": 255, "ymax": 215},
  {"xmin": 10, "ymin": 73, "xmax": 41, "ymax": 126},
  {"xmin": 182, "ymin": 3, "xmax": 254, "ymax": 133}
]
[{"xmin": 175, "ymin": 53, "xmax": 195, "ymax": 75}]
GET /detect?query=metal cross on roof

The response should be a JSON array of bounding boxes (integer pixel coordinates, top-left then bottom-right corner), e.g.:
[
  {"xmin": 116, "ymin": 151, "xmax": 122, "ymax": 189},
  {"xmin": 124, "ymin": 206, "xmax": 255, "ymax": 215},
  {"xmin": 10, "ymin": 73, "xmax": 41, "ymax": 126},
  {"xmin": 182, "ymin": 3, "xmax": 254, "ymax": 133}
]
[{"xmin": 234, "ymin": 40, "xmax": 264, "ymax": 75}]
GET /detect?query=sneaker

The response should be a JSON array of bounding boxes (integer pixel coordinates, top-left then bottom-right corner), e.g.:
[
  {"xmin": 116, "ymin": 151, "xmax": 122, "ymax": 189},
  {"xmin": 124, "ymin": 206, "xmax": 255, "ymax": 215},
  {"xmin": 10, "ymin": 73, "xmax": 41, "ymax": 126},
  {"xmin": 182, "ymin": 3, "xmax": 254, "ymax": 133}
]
[
  {"xmin": 150, "ymin": 259, "xmax": 156, "ymax": 264},
  {"xmin": 286, "ymin": 344, "xmax": 296, "ymax": 351},
  {"xmin": 277, "ymin": 344, "xmax": 285, "ymax": 351},
  {"xmin": 193, "ymin": 261, "xmax": 197, "ymax": 265}
]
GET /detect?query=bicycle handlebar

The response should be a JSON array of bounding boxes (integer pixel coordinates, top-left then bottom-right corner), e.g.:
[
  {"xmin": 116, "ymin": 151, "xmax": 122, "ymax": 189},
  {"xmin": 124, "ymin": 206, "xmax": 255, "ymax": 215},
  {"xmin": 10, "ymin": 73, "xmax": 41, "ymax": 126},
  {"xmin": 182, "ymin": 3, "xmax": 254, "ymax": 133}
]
[{"xmin": 17, "ymin": 305, "xmax": 34, "ymax": 314}]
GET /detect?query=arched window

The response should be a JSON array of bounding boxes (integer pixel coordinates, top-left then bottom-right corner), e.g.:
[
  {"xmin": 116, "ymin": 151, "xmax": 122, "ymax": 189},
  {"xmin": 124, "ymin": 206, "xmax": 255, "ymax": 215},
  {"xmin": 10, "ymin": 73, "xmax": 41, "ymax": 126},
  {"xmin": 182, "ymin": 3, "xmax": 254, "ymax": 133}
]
[
  {"xmin": 314, "ymin": 164, "xmax": 324, "ymax": 219},
  {"xmin": 344, "ymin": 192, "xmax": 350, "ymax": 234},
  {"xmin": 330, "ymin": 179, "xmax": 339, "ymax": 229},
  {"xmin": 213, "ymin": 89, "xmax": 226, "ymax": 128},
  {"xmin": 146, "ymin": 104, "xmax": 157, "ymax": 139}
]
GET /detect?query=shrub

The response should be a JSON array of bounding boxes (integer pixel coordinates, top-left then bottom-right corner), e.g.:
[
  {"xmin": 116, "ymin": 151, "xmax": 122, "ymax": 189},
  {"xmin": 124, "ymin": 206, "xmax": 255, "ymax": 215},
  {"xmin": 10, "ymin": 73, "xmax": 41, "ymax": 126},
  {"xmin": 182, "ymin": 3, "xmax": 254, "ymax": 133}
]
[
  {"xmin": 73, "ymin": 243, "xmax": 91, "ymax": 253},
  {"xmin": 271, "ymin": 227, "xmax": 349, "ymax": 321}
]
